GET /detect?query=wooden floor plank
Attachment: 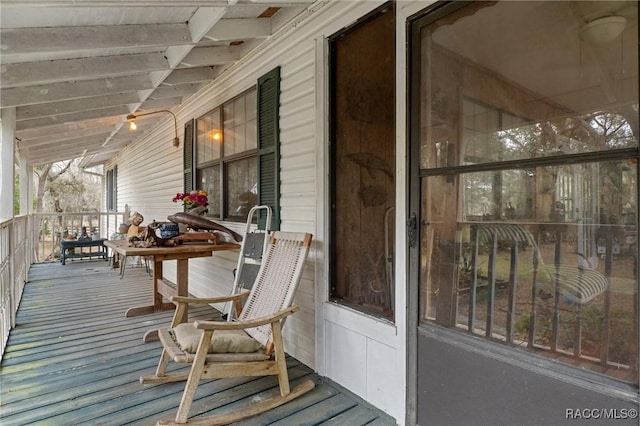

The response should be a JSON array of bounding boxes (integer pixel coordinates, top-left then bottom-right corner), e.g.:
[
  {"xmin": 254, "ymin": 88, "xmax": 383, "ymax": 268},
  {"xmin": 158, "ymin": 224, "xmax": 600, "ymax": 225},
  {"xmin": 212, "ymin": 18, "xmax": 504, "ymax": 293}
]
[
  {"xmin": 185, "ymin": 367, "xmax": 315, "ymax": 423},
  {"xmin": 85, "ymin": 378, "xmax": 258, "ymax": 426},
  {"xmin": 317, "ymin": 404, "xmax": 381, "ymax": 425},
  {"xmin": 367, "ymin": 417, "xmax": 400, "ymax": 426},
  {"xmin": 233, "ymin": 381, "xmax": 340, "ymax": 426},
  {"xmin": 0, "ymin": 260, "xmax": 397, "ymax": 425},
  {"xmin": 268, "ymin": 393, "xmax": 358, "ymax": 426},
  {"xmin": 3, "ymin": 306, "xmax": 219, "ymax": 363},
  {"xmin": 2, "ymin": 351, "xmax": 164, "ymax": 405}
]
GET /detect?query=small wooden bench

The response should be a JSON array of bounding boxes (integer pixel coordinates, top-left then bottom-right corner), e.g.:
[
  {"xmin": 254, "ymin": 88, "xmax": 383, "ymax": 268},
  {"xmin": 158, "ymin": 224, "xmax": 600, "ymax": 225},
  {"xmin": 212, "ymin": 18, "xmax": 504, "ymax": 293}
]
[{"xmin": 60, "ymin": 238, "xmax": 108, "ymax": 265}]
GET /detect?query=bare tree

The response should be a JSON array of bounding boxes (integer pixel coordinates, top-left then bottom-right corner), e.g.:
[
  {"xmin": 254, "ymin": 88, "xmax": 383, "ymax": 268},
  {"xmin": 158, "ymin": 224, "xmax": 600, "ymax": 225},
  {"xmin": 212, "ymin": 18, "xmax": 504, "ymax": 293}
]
[{"xmin": 33, "ymin": 161, "xmax": 72, "ymax": 261}]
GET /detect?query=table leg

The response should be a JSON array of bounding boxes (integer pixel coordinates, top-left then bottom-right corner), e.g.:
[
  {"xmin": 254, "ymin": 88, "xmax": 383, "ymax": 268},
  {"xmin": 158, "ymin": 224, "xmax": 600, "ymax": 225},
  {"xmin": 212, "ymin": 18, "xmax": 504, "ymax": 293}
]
[
  {"xmin": 125, "ymin": 256, "xmax": 173, "ymax": 319},
  {"xmin": 154, "ymin": 259, "xmax": 164, "ymax": 310},
  {"xmin": 175, "ymin": 259, "xmax": 189, "ymax": 324},
  {"xmin": 142, "ymin": 260, "xmax": 184, "ymax": 343}
]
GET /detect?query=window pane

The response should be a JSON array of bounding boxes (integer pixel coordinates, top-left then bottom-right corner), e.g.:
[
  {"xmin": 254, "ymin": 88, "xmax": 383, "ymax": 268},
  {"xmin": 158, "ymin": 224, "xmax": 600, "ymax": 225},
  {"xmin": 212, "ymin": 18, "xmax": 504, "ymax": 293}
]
[
  {"xmin": 246, "ymin": 92, "xmax": 257, "ymax": 150},
  {"xmin": 420, "ymin": 161, "xmax": 638, "ymax": 382},
  {"xmin": 246, "ymin": 118, "xmax": 257, "ymax": 151},
  {"xmin": 223, "ymin": 102, "xmax": 235, "ymax": 155},
  {"xmin": 225, "ymin": 157, "xmax": 257, "ymax": 221},
  {"xmin": 224, "ymin": 89, "xmax": 257, "ymax": 156},
  {"xmin": 197, "ymin": 165, "xmax": 220, "ymax": 217},
  {"xmin": 419, "ymin": 1, "xmax": 638, "ymax": 169},
  {"xmin": 462, "ymin": 101, "xmax": 638, "ymax": 165},
  {"xmin": 196, "ymin": 109, "xmax": 221, "ymax": 164},
  {"xmin": 195, "ymin": 88, "xmax": 257, "ymax": 218}
]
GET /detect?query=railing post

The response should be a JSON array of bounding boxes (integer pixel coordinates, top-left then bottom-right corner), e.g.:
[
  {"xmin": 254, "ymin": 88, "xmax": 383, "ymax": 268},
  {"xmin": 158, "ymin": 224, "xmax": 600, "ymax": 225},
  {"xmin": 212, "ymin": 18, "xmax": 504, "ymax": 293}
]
[{"xmin": 9, "ymin": 221, "xmax": 16, "ymax": 330}]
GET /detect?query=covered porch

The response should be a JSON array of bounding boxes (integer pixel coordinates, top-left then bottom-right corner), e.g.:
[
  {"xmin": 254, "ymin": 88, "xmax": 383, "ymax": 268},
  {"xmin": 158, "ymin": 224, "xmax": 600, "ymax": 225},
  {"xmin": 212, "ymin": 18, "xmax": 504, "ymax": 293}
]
[{"xmin": 0, "ymin": 259, "xmax": 395, "ymax": 425}]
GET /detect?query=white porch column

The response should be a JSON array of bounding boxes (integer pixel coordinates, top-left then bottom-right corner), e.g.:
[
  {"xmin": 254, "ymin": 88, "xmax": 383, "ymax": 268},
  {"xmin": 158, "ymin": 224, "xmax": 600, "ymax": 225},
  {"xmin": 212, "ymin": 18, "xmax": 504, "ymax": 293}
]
[
  {"xmin": 0, "ymin": 107, "xmax": 17, "ymax": 220},
  {"xmin": 19, "ymin": 151, "xmax": 32, "ymax": 215}
]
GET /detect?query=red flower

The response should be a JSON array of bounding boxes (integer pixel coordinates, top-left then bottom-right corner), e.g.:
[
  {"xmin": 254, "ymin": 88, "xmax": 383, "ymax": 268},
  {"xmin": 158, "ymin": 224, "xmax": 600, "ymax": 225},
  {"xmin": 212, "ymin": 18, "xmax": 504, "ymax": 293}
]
[{"xmin": 173, "ymin": 190, "xmax": 208, "ymax": 207}]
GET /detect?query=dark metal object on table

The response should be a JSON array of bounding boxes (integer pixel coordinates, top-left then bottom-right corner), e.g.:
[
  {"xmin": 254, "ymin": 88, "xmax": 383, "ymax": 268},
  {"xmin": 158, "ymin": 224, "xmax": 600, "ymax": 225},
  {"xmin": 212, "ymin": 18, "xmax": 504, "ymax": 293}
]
[{"xmin": 167, "ymin": 212, "xmax": 243, "ymax": 242}]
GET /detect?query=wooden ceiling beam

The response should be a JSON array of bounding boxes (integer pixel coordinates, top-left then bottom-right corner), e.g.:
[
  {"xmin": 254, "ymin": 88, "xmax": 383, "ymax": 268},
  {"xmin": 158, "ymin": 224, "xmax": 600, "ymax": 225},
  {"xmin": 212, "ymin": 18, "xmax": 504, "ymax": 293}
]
[
  {"xmin": 178, "ymin": 46, "xmax": 242, "ymax": 68},
  {"xmin": 16, "ymin": 105, "xmax": 130, "ymax": 131},
  {"xmin": 15, "ymin": 117, "xmax": 122, "ymax": 140},
  {"xmin": 1, "ymin": 24, "xmax": 191, "ymax": 56},
  {"xmin": 204, "ymin": 18, "xmax": 271, "ymax": 41},
  {"xmin": 1, "ymin": 75, "xmax": 153, "ymax": 108},
  {"xmin": 17, "ymin": 92, "xmax": 141, "ymax": 121},
  {"xmin": 2, "ymin": 53, "xmax": 168, "ymax": 89},
  {"xmin": 19, "ymin": 127, "xmax": 116, "ymax": 148}
]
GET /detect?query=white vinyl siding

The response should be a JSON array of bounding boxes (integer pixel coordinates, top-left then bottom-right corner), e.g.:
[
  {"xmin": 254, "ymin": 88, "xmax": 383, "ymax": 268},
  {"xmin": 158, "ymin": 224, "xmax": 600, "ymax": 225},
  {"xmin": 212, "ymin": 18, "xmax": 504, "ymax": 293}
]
[{"xmin": 105, "ymin": 1, "xmax": 405, "ymax": 422}]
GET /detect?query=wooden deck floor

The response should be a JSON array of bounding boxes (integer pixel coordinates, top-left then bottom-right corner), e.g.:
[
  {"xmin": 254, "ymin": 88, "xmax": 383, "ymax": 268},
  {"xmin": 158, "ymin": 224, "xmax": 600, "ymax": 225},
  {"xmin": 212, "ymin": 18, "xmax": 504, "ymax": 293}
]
[{"xmin": 1, "ymin": 260, "xmax": 396, "ymax": 426}]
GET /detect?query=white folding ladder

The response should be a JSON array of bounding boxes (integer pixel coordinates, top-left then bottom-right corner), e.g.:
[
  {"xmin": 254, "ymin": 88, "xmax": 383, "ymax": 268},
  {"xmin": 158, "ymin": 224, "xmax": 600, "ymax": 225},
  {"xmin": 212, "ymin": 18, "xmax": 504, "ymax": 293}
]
[{"xmin": 225, "ymin": 205, "xmax": 272, "ymax": 320}]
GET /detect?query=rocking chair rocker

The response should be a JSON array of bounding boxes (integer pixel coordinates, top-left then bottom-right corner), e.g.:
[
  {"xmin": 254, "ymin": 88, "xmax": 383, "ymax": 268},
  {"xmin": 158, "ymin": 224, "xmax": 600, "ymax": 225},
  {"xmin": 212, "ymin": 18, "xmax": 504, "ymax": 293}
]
[{"xmin": 140, "ymin": 231, "xmax": 314, "ymax": 425}]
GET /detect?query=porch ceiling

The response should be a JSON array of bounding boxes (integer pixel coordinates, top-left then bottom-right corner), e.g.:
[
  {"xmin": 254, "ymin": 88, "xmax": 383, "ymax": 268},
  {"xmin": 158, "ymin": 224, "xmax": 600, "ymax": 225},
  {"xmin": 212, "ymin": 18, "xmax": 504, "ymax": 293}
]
[{"xmin": 0, "ymin": 0, "xmax": 313, "ymax": 168}]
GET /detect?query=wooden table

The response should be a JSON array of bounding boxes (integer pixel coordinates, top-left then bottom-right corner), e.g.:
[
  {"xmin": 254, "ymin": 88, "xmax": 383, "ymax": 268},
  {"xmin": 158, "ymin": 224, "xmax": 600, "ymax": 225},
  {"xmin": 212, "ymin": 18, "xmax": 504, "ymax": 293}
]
[{"xmin": 104, "ymin": 239, "xmax": 239, "ymax": 340}]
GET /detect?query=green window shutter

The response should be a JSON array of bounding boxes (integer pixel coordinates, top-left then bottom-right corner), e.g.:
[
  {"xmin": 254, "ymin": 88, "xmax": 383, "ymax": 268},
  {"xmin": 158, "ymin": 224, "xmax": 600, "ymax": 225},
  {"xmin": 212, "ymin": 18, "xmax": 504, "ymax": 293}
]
[
  {"xmin": 106, "ymin": 166, "xmax": 117, "ymax": 211},
  {"xmin": 113, "ymin": 165, "xmax": 117, "ymax": 210},
  {"xmin": 106, "ymin": 169, "xmax": 113, "ymax": 210},
  {"xmin": 257, "ymin": 66, "xmax": 281, "ymax": 231},
  {"xmin": 183, "ymin": 119, "xmax": 195, "ymax": 193}
]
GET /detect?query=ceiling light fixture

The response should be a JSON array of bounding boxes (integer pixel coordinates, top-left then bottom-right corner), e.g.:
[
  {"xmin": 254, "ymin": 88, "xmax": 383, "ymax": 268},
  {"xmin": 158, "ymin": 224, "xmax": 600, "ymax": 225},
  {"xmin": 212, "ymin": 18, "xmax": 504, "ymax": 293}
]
[
  {"xmin": 126, "ymin": 110, "xmax": 180, "ymax": 147},
  {"xmin": 581, "ymin": 16, "xmax": 627, "ymax": 44}
]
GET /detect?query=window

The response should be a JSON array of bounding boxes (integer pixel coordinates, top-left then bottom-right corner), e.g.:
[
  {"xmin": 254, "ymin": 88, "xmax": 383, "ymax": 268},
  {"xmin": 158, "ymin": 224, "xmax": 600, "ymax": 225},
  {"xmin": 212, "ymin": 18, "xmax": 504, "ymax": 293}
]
[
  {"xmin": 329, "ymin": 5, "xmax": 395, "ymax": 320},
  {"xmin": 413, "ymin": 1, "xmax": 638, "ymax": 383},
  {"xmin": 192, "ymin": 89, "xmax": 257, "ymax": 221},
  {"xmin": 106, "ymin": 166, "xmax": 117, "ymax": 211},
  {"xmin": 183, "ymin": 68, "xmax": 281, "ymax": 229}
]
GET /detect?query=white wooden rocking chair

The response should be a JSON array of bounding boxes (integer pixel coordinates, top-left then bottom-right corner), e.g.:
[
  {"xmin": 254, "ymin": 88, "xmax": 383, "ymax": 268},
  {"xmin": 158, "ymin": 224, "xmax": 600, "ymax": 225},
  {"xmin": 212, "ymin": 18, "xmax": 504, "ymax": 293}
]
[{"xmin": 140, "ymin": 231, "xmax": 314, "ymax": 425}]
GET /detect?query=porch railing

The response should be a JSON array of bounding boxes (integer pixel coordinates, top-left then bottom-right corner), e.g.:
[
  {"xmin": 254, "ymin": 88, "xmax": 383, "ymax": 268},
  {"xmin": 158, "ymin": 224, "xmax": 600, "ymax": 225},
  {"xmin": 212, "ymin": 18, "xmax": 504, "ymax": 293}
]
[
  {"xmin": 0, "ymin": 216, "xmax": 29, "ymax": 359},
  {"xmin": 0, "ymin": 211, "xmax": 124, "ymax": 359},
  {"xmin": 31, "ymin": 212, "xmax": 124, "ymax": 263}
]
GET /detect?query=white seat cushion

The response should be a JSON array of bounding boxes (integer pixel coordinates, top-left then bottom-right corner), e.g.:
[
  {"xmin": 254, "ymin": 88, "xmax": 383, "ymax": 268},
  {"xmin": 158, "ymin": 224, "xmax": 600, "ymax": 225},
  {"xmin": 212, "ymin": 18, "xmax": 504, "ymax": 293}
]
[{"xmin": 173, "ymin": 323, "xmax": 261, "ymax": 354}]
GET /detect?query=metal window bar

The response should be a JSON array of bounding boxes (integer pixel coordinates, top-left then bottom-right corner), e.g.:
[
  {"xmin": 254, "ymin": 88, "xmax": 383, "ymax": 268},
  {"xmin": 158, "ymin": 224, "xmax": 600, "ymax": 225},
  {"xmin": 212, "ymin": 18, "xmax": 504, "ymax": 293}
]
[
  {"xmin": 486, "ymin": 232, "xmax": 498, "ymax": 338},
  {"xmin": 528, "ymin": 232, "xmax": 540, "ymax": 349},
  {"xmin": 468, "ymin": 223, "xmax": 615, "ymax": 368},
  {"xmin": 506, "ymin": 241, "xmax": 519, "ymax": 343},
  {"xmin": 467, "ymin": 225, "xmax": 480, "ymax": 333}
]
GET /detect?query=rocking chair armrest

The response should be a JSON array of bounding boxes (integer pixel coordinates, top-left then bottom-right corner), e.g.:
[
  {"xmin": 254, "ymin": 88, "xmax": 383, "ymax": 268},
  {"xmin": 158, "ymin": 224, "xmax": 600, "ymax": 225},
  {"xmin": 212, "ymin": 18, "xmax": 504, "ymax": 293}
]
[
  {"xmin": 194, "ymin": 305, "xmax": 300, "ymax": 331},
  {"xmin": 171, "ymin": 291, "xmax": 250, "ymax": 306}
]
